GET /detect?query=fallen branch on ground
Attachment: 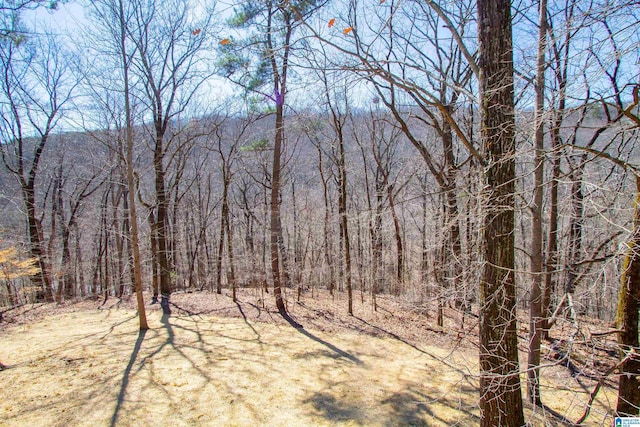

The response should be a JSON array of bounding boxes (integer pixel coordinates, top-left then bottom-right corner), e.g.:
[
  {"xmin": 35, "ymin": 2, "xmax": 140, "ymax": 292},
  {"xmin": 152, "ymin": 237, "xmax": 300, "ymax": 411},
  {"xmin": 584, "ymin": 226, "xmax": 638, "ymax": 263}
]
[{"xmin": 574, "ymin": 348, "xmax": 635, "ymax": 425}]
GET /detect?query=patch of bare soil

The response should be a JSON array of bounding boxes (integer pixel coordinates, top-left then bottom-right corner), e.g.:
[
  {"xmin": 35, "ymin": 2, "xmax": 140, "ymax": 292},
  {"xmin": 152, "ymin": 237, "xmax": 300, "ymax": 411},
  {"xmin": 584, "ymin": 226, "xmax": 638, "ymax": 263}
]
[{"xmin": 0, "ymin": 289, "xmax": 617, "ymax": 426}]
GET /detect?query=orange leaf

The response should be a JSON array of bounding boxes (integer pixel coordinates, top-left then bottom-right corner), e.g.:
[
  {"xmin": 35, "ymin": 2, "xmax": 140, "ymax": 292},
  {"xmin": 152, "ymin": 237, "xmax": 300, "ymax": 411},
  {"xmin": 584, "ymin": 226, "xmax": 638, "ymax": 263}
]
[
  {"xmin": 343, "ymin": 27, "xmax": 353, "ymax": 34},
  {"xmin": 192, "ymin": 28, "xmax": 201, "ymax": 35},
  {"xmin": 220, "ymin": 38, "xmax": 230, "ymax": 45},
  {"xmin": 328, "ymin": 18, "xmax": 335, "ymax": 28},
  {"xmin": 380, "ymin": 0, "xmax": 386, "ymax": 3}
]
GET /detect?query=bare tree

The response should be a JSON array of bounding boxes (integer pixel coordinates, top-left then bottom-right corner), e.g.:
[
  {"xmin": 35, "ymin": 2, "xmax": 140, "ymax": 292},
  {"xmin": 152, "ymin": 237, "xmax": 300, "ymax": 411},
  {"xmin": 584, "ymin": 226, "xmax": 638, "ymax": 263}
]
[
  {"xmin": 51, "ymin": 150, "xmax": 102, "ymax": 300},
  {"xmin": 311, "ymin": 67, "xmax": 354, "ymax": 314},
  {"xmin": 83, "ymin": 0, "xmax": 149, "ymax": 329},
  {"xmin": 223, "ymin": 0, "xmax": 325, "ymax": 316},
  {"xmin": 0, "ymin": 32, "xmax": 76, "ymax": 302},
  {"xmin": 125, "ymin": 0, "xmax": 215, "ymax": 315},
  {"xmin": 210, "ymin": 112, "xmax": 258, "ymax": 301}
]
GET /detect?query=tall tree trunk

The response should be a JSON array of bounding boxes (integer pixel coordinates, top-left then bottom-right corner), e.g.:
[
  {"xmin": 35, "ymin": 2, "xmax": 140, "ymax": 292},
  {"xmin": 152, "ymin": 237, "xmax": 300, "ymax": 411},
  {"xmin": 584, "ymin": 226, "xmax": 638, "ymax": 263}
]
[
  {"xmin": 317, "ymin": 144, "xmax": 336, "ymax": 295},
  {"xmin": 616, "ymin": 176, "xmax": 640, "ymax": 416},
  {"xmin": 93, "ymin": 190, "xmax": 106, "ymax": 298},
  {"xmin": 219, "ymin": 173, "xmax": 236, "ymax": 301},
  {"xmin": 372, "ymin": 188, "xmax": 383, "ymax": 310},
  {"xmin": 271, "ymin": 101, "xmax": 286, "ymax": 314},
  {"xmin": 154, "ymin": 135, "xmax": 172, "ymax": 315},
  {"xmin": 358, "ymin": 138, "xmax": 379, "ymax": 309},
  {"xmin": 442, "ymin": 113, "xmax": 462, "ymax": 307},
  {"xmin": 123, "ymin": 188, "xmax": 136, "ymax": 298},
  {"xmin": 386, "ymin": 183, "xmax": 402, "ymax": 295},
  {"xmin": 527, "ymin": 0, "xmax": 548, "ymax": 406},
  {"xmin": 24, "ymin": 186, "xmax": 53, "ymax": 302},
  {"xmin": 148, "ymin": 212, "xmax": 160, "ymax": 304},
  {"xmin": 477, "ymin": 0, "xmax": 525, "ymax": 425},
  {"xmin": 543, "ymin": 5, "xmax": 573, "ymax": 338},
  {"xmin": 291, "ymin": 181, "xmax": 303, "ymax": 301},
  {"xmin": 118, "ymin": 0, "xmax": 148, "ymax": 330},
  {"xmin": 216, "ymin": 189, "xmax": 226, "ymax": 295},
  {"xmin": 76, "ymin": 227, "xmax": 85, "ymax": 297},
  {"xmin": 567, "ymin": 170, "xmax": 584, "ymax": 296},
  {"xmin": 185, "ymin": 211, "xmax": 195, "ymax": 289},
  {"xmin": 421, "ymin": 174, "xmax": 430, "ymax": 304},
  {"xmin": 542, "ymin": 116, "xmax": 561, "ymax": 340},
  {"xmin": 113, "ymin": 187, "xmax": 125, "ymax": 298},
  {"xmin": 92, "ymin": 189, "xmax": 109, "ymax": 298},
  {"xmin": 277, "ymin": 214, "xmax": 292, "ymax": 296},
  {"xmin": 225, "ymin": 198, "xmax": 237, "ymax": 302},
  {"xmin": 338, "ymin": 133, "xmax": 353, "ymax": 315}
]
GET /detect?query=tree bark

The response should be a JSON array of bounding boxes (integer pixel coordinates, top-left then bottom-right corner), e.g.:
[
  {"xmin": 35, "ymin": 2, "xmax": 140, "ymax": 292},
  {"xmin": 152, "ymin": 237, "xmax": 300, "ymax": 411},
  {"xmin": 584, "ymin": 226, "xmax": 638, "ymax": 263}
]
[
  {"xmin": 24, "ymin": 184, "xmax": 53, "ymax": 302},
  {"xmin": 215, "ymin": 186, "xmax": 226, "ymax": 295},
  {"xmin": 477, "ymin": 0, "xmax": 525, "ymax": 425},
  {"xmin": 271, "ymin": 100, "xmax": 286, "ymax": 314},
  {"xmin": 317, "ymin": 142, "xmax": 336, "ymax": 295},
  {"xmin": 222, "ymin": 174, "xmax": 236, "ymax": 302},
  {"xmin": 616, "ymin": 176, "xmax": 640, "ymax": 416},
  {"xmin": 386, "ymin": 182, "xmax": 402, "ymax": 295},
  {"xmin": 338, "ymin": 126, "xmax": 353, "ymax": 315},
  {"xmin": 441, "ymin": 111, "xmax": 463, "ymax": 307},
  {"xmin": 148, "ymin": 212, "xmax": 160, "ymax": 304},
  {"xmin": 154, "ymin": 131, "xmax": 172, "ymax": 315},
  {"xmin": 541, "ymin": 7, "xmax": 572, "ymax": 339},
  {"xmin": 527, "ymin": 0, "xmax": 548, "ymax": 406}
]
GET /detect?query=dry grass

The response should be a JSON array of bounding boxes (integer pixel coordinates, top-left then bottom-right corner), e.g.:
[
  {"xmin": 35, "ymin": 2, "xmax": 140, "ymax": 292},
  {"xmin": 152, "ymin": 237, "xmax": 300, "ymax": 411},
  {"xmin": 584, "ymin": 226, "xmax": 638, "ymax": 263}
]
[{"xmin": 0, "ymin": 289, "xmax": 617, "ymax": 426}]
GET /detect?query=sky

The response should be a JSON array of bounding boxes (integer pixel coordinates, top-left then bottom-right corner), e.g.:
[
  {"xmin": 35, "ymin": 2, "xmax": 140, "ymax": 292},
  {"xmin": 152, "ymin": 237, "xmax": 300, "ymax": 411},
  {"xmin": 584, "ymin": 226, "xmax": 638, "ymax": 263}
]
[
  {"xmin": 23, "ymin": 1, "xmax": 88, "ymax": 35},
  {"xmin": 17, "ymin": 0, "xmax": 640, "ymax": 121}
]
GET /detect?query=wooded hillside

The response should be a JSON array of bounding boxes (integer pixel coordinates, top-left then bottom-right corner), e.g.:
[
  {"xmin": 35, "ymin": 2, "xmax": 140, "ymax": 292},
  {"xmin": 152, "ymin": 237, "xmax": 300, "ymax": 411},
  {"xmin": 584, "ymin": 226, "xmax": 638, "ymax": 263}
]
[{"xmin": 1, "ymin": 0, "xmax": 639, "ymax": 423}]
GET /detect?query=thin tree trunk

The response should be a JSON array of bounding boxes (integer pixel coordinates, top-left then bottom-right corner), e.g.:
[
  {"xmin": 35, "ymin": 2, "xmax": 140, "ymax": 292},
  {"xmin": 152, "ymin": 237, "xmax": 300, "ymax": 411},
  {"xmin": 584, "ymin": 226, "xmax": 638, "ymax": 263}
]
[
  {"xmin": 318, "ymin": 144, "xmax": 336, "ymax": 295},
  {"xmin": 386, "ymin": 183, "xmax": 403, "ymax": 295},
  {"xmin": 149, "ymin": 213, "xmax": 159, "ymax": 304},
  {"xmin": 222, "ymin": 177, "xmax": 237, "ymax": 302},
  {"xmin": 441, "ymin": 114, "xmax": 462, "ymax": 307},
  {"xmin": 113, "ymin": 188, "xmax": 125, "ymax": 298},
  {"xmin": 338, "ymin": 134, "xmax": 353, "ymax": 315},
  {"xmin": 527, "ymin": 0, "xmax": 548, "ymax": 406},
  {"xmin": 76, "ymin": 228, "xmax": 84, "ymax": 297},
  {"xmin": 421, "ymin": 174, "xmax": 429, "ymax": 304},
  {"xmin": 542, "ymin": 117, "xmax": 561, "ymax": 340},
  {"xmin": 154, "ymin": 139, "xmax": 172, "ymax": 315},
  {"xmin": 216, "ymin": 194, "xmax": 226, "ymax": 295},
  {"xmin": 291, "ymin": 181, "xmax": 303, "ymax": 301},
  {"xmin": 118, "ymin": 0, "xmax": 148, "ymax": 330},
  {"xmin": 271, "ymin": 101, "xmax": 286, "ymax": 314},
  {"xmin": 373, "ymin": 167, "xmax": 385, "ymax": 306}
]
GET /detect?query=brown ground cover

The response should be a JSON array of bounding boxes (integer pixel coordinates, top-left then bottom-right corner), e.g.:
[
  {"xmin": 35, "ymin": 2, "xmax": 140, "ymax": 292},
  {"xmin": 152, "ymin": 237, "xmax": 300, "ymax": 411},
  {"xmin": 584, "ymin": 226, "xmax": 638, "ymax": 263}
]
[{"xmin": 0, "ymin": 289, "xmax": 618, "ymax": 426}]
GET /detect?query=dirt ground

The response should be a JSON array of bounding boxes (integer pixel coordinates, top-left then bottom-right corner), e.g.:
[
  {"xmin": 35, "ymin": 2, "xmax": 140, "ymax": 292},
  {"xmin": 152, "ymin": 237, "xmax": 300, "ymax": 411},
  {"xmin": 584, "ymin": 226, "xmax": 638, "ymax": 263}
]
[{"xmin": 0, "ymin": 289, "xmax": 618, "ymax": 426}]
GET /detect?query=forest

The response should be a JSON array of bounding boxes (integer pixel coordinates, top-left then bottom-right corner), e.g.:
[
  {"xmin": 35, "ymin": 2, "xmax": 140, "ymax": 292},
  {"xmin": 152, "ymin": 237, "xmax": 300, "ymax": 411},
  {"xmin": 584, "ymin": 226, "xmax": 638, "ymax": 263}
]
[{"xmin": 1, "ymin": 0, "xmax": 640, "ymax": 425}]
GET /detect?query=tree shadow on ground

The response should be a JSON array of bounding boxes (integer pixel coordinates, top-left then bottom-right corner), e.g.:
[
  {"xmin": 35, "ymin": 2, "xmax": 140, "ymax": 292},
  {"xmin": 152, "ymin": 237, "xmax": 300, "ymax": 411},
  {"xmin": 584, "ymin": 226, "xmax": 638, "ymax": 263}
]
[
  {"xmin": 352, "ymin": 316, "xmax": 586, "ymax": 426},
  {"xmin": 281, "ymin": 310, "xmax": 363, "ymax": 365},
  {"xmin": 302, "ymin": 392, "xmax": 364, "ymax": 422},
  {"xmin": 537, "ymin": 403, "xmax": 577, "ymax": 426},
  {"xmin": 235, "ymin": 301, "xmax": 261, "ymax": 339},
  {"xmin": 381, "ymin": 390, "xmax": 480, "ymax": 426},
  {"xmin": 302, "ymin": 385, "xmax": 480, "ymax": 426},
  {"xmin": 3, "ymin": 298, "xmax": 600, "ymax": 426},
  {"xmin": 353, "ymin": 316, "xmax": 470, "ymax": 377},
  {"xmin": 111, "ymin": 329, "xmax": 147, "ymax": 427}
]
